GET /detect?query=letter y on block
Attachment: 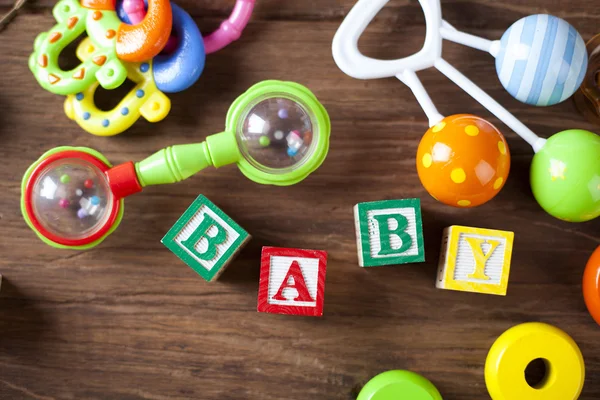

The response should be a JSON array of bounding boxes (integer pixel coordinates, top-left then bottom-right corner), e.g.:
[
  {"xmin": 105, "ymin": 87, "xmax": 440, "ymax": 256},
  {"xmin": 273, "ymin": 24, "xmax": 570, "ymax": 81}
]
[{"xmin": 436, "ymin": 226, "xmax": 514, "ymax": 296}]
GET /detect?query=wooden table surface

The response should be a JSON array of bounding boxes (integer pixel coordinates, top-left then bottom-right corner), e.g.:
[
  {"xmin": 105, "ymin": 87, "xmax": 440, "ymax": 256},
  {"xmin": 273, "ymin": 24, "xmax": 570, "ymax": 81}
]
[{"xmin": 0, "ymin": 0, "xmax": 599, "ymax": 399}]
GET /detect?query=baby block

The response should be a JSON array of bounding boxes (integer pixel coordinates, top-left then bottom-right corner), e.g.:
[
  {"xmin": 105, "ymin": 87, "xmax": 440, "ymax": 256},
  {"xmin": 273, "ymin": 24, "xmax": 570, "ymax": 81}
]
[
  {"xmin": 257, "ymin": 247, "xmax": 328, "ymax": 317},
  {"xmin": 354, "ymin": 198, "xmax": 425, "ymax": 267},
  {"xmin": 162, "ymin": 195, "xmax": 250, "ymax": 282},
  {"xmin": 436, "ymin": 225, "xmax": 514, "ymax": 295}
]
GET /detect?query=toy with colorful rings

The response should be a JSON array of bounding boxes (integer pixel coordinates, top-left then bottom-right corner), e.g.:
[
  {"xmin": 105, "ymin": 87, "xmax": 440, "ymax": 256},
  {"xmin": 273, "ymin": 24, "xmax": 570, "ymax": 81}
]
[
  {"xmin": 64, "ymin": 0, "xmax": 207, "ymax": 136},
  {"xmin": 29, "ymin": 0, "xmax": 172, "ymax": 96},
  {"xmin": 485, "ymin": 322, "xmax": 585, "ymax": 400},
  {"xmin": 574, "ymin": 33, "xmax": 600, "ymax": 125},
  {"xmin": 22, "ymin": 81, "xmax": 331, "ymax": 250},
  {"xmin": 64, "ymin": 38, "xmax": 171, "ymax": 136},
  {"xmin": 63, "ymin": 2, "xmax": 204, "ymax": 135},
  {"xmin": 333, "ymin": 0, "xmax": 600, "ymax": 222}
]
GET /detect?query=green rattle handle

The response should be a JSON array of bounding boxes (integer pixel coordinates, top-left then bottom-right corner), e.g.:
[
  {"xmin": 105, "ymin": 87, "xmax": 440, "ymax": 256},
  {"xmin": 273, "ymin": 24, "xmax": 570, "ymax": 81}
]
[{"xmin": 135, "ymin": 131, "xmax": 241, "ymax": 186}]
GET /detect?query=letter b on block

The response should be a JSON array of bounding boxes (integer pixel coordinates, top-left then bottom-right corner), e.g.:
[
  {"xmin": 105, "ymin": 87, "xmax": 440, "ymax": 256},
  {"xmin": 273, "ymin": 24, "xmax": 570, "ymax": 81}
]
[
  {"xmin": 162, "ymin": 195, "xmax": 250, "ymax": 282},
  {"xmin": 354, "ymin": 199, "xmax": 425, "ymax": 267},
  {"xmin": 181, "ymin": 214, "xmax": 227, "ymax": 261}
]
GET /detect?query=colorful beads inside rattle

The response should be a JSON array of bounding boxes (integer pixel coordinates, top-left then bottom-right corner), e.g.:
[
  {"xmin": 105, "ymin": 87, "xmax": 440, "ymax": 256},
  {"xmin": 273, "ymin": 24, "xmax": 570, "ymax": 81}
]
[
  {"xmin": 416, "ymin": 114, "xmax": 511, "ymax": 208},
  {"xmin": 30, "ymin": 158, "xmax": 113, "ymax": 240},
  {"xmin": 496, "ymin": 14, "xmax": 588, "ymax": 106},
  {"xmin": 237, "ymin": 97, "xmax": 315, "ymax": 172}
]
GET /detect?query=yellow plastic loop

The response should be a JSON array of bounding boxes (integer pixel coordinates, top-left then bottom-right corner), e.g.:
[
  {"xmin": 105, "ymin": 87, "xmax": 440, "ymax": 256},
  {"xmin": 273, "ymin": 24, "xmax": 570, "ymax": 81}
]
[
  {"xmin": 485, "ymin": 322, "xmax": 585, "ymax": 400},
  {"xmin": 64, "ymin": 38, "xmax": 171, "ymax": 136}
]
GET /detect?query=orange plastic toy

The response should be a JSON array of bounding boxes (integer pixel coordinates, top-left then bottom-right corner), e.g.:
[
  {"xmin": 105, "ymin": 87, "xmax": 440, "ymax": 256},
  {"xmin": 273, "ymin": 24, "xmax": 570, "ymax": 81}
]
[
  {"xmin": 583, "ymin": 246, "xmax": 600, "ymax": 325},
  {"xmin": 416, "ymin": 114, "xmax": 511, "ymax": 208},
  {"xmin": 81, "ymin": 0, "xmax": 172, "ymax": 63}
]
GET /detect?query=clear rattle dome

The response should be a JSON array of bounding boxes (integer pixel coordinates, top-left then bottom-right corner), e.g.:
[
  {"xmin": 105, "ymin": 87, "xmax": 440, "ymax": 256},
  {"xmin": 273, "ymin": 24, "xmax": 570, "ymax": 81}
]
[
  {"xmin": 30, "ymin": 158, "xmax": 113, "ymax": 241},
  {"xmin": 236, "ymin": 95, "xmax": 316, "ymax": 173}
]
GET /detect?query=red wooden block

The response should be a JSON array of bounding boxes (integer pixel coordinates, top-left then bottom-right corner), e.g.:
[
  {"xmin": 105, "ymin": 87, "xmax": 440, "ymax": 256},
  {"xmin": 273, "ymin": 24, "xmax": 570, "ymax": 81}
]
[{"xmin": 257, "ymin": 247, "xmax": 327, "ymax": 317}]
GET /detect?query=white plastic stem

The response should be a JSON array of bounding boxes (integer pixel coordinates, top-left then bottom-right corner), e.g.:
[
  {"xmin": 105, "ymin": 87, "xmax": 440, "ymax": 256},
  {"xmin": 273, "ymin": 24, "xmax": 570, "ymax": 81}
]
[
  {"xmin": 397, "ymin": 70, "xmax": 444, "ymax": 126},
  {"xmin": 434, "ymin": 58, "xmax": 547, "ymax": 152},
  {"xmin": 440, "ymin": 22, "xmax": 500, "ymax": 56}
]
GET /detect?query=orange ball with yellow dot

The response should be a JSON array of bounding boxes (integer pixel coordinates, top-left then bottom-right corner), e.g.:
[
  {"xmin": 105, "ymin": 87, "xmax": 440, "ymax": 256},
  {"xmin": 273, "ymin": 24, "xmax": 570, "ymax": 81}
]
[{"xmin": 417, "ymin": 114, "xmax": 510, "ymax": 208}]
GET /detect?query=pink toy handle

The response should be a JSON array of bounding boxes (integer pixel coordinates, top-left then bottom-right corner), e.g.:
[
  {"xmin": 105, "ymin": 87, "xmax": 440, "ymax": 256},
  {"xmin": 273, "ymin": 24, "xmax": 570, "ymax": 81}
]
[{"xmin": 203, "ymin": 0, "xmax": 256, "ymax": 54}]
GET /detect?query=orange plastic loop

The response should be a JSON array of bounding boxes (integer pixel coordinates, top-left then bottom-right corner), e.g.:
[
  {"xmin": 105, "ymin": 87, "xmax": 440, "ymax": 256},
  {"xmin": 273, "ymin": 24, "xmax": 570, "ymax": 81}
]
[{"xmin": 116, "ymin": 0, "xmax": 172, "ymax": 62}]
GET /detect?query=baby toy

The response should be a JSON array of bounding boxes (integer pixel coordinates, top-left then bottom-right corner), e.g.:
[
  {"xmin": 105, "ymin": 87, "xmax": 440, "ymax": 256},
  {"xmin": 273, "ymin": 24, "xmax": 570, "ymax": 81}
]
[
  {"xmin": 333, "ymin": 0, "xmax": 600, "ymax": 222},
  {"xmin": 21, "ymin": 81, "xmax": 330, "ymax": 249},
  {"xmin": 64, "ymin": 38, "xmax": 171, "ymax": 136},
  {"xmin": 257, "ymin": 247, "xmax": 328, "ymax": 317},
  {"xmin": 117, "ymin": 0, "xmax": 254, "ymax": 55},
  {"xmin": 162, "ymin": 195, "xmax": 251, "ymax": 282},
  {"xmin": 574, "ymin": 33, "xmax": 600, "ymax": 125},
  {"xmin": 29, "ymin": 0, "xmax": 172, "ymax": 95},
  {"xmin": 357, "ymin": 370, "xmax": 442, "ymax": 400},
  {"xmin": 436, "ymin": 225, "xmax": 514, "ymax": 296},
  {"xmin": 30, "ymin": 0, "xmax": 256, "ymax": 136},
  {"xmin": 485, "ymin": 322, "xmax": 584, "ymax": 400},
  {"xmin": 354, "ymin": 198, "xmax": 425, "ymax": 267},
  {"xmin": 583, "ymin": 246, "xmax": 600, "ymax": 325}
]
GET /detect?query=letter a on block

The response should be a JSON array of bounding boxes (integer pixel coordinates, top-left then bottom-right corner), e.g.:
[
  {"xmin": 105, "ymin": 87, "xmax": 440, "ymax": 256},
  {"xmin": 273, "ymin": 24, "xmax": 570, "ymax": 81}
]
[
  {"xmin": 465, "ymin": 237, "xmax": 501, "ymax": 281},
  {"xmin": 181, "ymin": 214, "xmax": 227, "ymax": 261},
  {"xmin": 258, "ymin": 247, "xmax": 328, "ymax": 317},
  {"xmin": 272, "ymin": 261, "xmax": 315, "ymax": 302}
]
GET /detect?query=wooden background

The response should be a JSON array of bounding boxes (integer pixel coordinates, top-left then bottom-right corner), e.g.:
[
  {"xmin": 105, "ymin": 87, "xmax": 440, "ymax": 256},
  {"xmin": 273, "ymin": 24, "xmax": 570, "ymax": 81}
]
[{"xmin": 0, "ymin": 0, "xmax": 599, "ymax": 398}]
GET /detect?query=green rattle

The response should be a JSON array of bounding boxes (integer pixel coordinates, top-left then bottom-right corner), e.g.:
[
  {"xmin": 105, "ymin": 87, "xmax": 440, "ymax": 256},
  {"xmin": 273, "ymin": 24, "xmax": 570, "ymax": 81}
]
[{"xmin": 21, "ymin": 81, "xmax": 330, "ymax": 249}]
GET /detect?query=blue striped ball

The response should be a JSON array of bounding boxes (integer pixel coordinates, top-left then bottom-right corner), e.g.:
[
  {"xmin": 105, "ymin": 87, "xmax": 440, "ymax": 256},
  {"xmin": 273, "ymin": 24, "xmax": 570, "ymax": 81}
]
[{"xmin": 495, "ymin": 14, "xmax": 588, "ymax": 106}]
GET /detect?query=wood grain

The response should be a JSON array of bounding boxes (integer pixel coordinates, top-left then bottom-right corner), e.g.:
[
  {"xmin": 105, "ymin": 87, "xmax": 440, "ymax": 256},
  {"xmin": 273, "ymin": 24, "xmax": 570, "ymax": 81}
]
[{"xmin": 0, "ymin": 0, "xmax": 599, "ymax": 399}]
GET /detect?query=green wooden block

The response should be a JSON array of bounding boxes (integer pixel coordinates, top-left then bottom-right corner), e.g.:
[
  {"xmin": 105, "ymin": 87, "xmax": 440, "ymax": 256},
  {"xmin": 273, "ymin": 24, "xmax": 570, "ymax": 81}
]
[
  {"xmin": 162, "ymin": 195, "xmax": 251, "ymax": 281},
  {"xmin": 354, "ymin": 198, "xmax": 425, "ymax": 267}
]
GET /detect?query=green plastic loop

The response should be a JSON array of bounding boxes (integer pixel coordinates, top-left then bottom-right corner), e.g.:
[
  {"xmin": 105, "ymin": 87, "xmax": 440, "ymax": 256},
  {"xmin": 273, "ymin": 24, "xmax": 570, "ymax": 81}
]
[{"xmin": 357, "ymin": 370, "xmax": 443, "ymax": 400}]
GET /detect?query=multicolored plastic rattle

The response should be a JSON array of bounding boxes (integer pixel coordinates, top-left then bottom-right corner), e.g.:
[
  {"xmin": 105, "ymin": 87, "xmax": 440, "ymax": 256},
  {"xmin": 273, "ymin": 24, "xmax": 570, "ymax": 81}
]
[
  {"xmin": 333, "ymin": 0, "xmax": 600, "ymax": 222},
  {"xmin": 22, "ymin": 81, "xmax": 330, "ymax": 249},
  {"xmin": 574, "ymin": 33, "xmax": 600, "ymax": 125},
  {"xmin": 29, "ymin": 0, "xmax": 172, "ymax": 95},
  {"xmin": 31, "ymin": 0, "xmax": 256, "ymax": 136}
]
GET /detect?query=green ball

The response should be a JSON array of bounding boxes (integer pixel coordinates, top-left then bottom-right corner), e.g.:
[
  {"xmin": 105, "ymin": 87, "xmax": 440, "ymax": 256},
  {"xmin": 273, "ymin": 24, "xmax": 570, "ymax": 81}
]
[
  {"xmin": 258, "ymin": 135, "xmax": 270, "ymax": 147},
  {"xmin": 531, "ymin": 129, "xmax": 600, "ymax": 222},
  {"xmin": 60, "ymin": 174, "xmax": 71, "ymax": 184}
]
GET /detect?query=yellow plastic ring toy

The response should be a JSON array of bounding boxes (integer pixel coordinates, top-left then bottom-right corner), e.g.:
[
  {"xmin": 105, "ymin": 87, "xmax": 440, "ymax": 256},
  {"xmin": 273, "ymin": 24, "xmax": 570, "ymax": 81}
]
[
  {"xmin": 485, "ymin": 322, "xmax": 585, "ymax": 400},
  {"xmin": 64, "ymin": 38, "xmax": 171, "ymax": 136}
]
